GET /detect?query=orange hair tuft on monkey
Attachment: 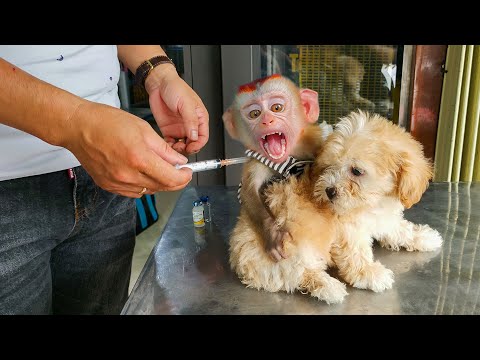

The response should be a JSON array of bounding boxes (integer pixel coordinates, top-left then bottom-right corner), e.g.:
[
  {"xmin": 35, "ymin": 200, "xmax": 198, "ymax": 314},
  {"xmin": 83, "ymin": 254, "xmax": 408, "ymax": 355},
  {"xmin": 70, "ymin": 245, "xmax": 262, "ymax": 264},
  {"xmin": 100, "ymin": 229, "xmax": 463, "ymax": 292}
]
[{"xmin": 238, "ymin": 74, "xmax": 282, "ymax": 93}]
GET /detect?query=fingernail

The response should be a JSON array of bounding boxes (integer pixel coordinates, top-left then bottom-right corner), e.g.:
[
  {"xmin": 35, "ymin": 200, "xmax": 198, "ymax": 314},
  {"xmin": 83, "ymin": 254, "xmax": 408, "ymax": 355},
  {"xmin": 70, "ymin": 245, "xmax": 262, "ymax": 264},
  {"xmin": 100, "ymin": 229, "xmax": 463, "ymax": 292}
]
[
  {"xmin": 190, "ymin": 129, "xmax": 198, "ymax": 141},
  {"xmin": 178, "ymin": 154, "xmax": 188, "ymax": 164}
]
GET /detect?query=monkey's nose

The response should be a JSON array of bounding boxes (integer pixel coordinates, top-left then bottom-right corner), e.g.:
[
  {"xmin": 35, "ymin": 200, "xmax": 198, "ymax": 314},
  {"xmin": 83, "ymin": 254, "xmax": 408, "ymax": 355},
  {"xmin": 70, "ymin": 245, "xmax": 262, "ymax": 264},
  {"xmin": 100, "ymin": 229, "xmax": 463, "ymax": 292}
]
[
  {"xmin": 262, "ymin": 114, "xmax": 275, "ymax": 125},
  {"xmin": 325, "ymin": 187, "xmax": 337, "ymax": 200}
]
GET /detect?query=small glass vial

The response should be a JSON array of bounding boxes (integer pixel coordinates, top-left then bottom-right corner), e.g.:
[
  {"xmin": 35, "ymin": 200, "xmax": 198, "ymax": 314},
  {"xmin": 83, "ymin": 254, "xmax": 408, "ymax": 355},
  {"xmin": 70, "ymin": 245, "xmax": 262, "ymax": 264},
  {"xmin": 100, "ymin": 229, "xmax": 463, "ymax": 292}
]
[
  {"xmin": 200, "ymin": 195, "xmax": 211, "ymax": 223},
  {"xmin": 192, "ymin": 200, "xmax": 205, "ymax": 228}
]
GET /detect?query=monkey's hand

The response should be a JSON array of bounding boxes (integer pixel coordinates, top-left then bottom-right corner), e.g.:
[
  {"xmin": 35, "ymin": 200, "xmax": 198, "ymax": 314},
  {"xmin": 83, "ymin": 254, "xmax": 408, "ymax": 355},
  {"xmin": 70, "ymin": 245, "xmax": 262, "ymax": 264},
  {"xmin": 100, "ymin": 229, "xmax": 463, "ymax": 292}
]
[
  {"xmin": 259, "ymin": 178, "xmax": 292, "ymax": 262},
  {"xmin": 263, "ymin": 216, "xmax": 292, "ymax": 262}
]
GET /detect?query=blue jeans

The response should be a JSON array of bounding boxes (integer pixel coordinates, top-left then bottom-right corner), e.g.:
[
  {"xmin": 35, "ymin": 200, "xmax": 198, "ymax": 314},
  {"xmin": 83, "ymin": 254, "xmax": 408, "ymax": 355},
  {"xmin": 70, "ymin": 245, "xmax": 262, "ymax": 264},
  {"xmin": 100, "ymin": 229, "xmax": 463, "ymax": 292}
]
[{"xmin": 0, "ymin": 166, "xmax": 136, "ymax": 314}]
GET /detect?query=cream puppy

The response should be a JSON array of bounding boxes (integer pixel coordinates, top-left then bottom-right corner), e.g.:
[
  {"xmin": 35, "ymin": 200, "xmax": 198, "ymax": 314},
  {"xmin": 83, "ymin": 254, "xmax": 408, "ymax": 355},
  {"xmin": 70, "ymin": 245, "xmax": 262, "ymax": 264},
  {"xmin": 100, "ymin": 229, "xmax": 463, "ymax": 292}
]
[
  {"xmin": 229, "ymin": 110, "xmax": 442, "ymax": 304},
  {"xmin": 314, "ymin": 110, "xmax": 443, "ymax": 292}
]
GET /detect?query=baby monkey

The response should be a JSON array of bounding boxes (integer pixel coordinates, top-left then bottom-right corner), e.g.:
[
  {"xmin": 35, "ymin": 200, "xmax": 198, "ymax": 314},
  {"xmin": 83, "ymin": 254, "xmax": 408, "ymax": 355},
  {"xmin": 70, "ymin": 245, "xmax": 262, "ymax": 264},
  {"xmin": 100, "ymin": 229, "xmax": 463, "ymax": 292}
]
[{"xmin": 222, "ymin": 74, "xmax": 324, "ymax": 261}]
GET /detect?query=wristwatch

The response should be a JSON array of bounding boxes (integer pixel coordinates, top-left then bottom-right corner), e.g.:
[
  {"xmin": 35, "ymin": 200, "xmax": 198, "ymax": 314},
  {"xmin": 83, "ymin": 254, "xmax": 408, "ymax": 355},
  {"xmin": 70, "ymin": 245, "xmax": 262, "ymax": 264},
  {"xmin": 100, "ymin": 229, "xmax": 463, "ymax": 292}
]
[{"xmin": 134, "ymin": 55, "xmax": 175, "ymax": 88}]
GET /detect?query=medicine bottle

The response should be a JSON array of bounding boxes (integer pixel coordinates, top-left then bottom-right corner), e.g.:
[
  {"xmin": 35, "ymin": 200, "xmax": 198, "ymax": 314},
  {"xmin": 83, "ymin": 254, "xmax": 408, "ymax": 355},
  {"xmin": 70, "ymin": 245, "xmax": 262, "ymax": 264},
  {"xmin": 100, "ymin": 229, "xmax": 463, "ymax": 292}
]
[
  {"xmin": 192, "ymin": 200, "xmax": 205, "ymax": 228},
  {"xmin": 200, "ymin": 195, "xmax": 211, "ymax": 223}
]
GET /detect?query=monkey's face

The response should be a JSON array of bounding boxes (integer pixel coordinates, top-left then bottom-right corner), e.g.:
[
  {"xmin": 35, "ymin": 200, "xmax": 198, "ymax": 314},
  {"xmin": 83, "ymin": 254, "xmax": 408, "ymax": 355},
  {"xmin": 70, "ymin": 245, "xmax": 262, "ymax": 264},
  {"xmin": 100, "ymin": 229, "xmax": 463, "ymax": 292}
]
[
  {"xmin": 240, "ymin": 91, "xmax": 303, "ymax": 163},
  {"xmin": 223, "ymin": 75, "xmax": 319, "ymax": 162}
]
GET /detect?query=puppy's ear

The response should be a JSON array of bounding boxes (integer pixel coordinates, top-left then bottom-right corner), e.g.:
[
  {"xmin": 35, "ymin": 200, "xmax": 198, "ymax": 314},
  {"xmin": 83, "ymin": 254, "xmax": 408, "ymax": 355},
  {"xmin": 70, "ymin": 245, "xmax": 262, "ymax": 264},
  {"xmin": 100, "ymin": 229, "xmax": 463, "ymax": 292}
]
[{"xmin": 396, "ymin": 144, "xmax": 433, "ymax": 209}]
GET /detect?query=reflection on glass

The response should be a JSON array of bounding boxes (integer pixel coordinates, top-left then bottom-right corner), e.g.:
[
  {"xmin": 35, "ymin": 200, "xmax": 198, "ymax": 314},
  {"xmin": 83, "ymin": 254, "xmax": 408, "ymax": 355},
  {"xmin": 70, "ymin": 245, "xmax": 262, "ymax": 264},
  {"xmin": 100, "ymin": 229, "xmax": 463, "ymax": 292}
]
[
  {"xmin": 119, "ymin": 45, "xmax": 186, "ymax": 112},
  {"xmin": 434, "ymin": 182, "xmax": 480, "ymax": 315},
  {"xmin": 164, "ymin": 45, "xmax": 185, "ymax": 79},
  {"xmin": 261, "ymin": 45, "xmax": 402, "ymax": 125}
]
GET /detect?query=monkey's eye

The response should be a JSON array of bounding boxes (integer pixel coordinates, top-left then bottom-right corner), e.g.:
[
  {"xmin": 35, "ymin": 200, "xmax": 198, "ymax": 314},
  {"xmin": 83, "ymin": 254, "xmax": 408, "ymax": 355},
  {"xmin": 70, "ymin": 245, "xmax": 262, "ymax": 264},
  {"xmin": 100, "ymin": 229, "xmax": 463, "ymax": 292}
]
[
  {"xmin": 351, "ymin": 167, "xmax": 364, "ymax": 176},
  {"xmin": 249, "ymin": 109, "xmax": 261, "ymax": 119},
  {"xmin": 271, "ymin": 103, "xmax": 284, "ymax": 112}
]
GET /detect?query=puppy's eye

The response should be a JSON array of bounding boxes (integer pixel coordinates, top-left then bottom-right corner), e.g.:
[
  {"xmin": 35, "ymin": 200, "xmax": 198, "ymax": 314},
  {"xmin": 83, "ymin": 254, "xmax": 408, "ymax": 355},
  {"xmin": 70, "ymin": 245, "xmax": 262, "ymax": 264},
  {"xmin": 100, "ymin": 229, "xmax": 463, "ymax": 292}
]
[{"xmin": 351, "ymin": 167, "xmax": 364, "ymax": 176}]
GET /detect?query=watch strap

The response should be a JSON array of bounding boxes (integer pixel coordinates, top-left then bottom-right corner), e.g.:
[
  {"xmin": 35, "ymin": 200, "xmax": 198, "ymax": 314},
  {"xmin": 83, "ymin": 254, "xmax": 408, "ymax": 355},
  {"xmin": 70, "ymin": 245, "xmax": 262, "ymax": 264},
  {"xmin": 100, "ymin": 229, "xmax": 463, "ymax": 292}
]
[{"xmin": 134, "ymin": 55, "xmax": 175, "ymax": 88}]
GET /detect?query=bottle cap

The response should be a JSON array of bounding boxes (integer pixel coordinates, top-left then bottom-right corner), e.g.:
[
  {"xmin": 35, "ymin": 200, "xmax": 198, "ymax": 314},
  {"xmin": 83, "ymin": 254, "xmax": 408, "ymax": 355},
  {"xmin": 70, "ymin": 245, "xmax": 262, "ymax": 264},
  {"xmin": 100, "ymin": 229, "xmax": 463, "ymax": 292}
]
[{"xmin": 200, "ymin": 195, "xmax": 209, "ymax": 202}]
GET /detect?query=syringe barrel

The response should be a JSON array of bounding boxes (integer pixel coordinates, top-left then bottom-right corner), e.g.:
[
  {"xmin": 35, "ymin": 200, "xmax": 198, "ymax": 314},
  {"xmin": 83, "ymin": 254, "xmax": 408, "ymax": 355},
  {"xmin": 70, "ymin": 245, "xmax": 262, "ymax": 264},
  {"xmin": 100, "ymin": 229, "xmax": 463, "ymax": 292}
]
[{"xmin": 176, "ymin": 159, "xmax": 222, "ymax": 172}]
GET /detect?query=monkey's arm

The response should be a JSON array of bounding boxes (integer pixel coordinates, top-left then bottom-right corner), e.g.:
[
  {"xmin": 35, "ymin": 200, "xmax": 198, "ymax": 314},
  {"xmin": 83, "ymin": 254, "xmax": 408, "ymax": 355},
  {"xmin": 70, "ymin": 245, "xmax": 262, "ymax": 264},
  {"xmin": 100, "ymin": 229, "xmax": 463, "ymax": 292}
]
[
  {"xmin": 241, "ymin": 170, "xmax": 291, "ymax": 262},
  {"xmin": 259, "ymin": 178, "xmax": 288, "ymax": 228}
]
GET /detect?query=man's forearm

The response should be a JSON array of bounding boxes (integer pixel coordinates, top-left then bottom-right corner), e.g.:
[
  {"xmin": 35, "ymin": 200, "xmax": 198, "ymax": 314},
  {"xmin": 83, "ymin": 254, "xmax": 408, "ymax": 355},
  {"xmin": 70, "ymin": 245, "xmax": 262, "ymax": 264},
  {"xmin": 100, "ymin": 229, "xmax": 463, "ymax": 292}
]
[{"xmin": 0, "ymin": 57, "xmax": 86, "ymax": 147}]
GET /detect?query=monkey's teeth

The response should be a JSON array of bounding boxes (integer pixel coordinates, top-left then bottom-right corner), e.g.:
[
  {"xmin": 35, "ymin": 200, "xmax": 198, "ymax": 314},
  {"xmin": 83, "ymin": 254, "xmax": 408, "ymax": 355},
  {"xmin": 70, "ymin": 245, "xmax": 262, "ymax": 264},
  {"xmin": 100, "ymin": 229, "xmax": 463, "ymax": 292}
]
[
  {"xmin": 262, "ymin": 132, "xmax": 283, "ymax": 140},
  {"xmin": 263, "ymin": 142, "xmax": 286, "ymax": 160}
]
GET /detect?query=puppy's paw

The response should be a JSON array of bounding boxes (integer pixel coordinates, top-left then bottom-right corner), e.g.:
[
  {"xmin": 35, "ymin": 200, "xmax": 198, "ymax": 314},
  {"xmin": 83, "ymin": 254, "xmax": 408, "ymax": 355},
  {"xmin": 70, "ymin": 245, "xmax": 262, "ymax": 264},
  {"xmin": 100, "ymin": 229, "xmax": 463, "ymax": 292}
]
[
  {"xmin": 311, "ymin": 276, "xmax": 348, "ymax": 304},
  {"xmin": 412, "ymin": 224, "xmax": 443, "ymax": 252},
  {"xmin": 350, "ymin": 261, "xmax": 394, "ymax": 293}
]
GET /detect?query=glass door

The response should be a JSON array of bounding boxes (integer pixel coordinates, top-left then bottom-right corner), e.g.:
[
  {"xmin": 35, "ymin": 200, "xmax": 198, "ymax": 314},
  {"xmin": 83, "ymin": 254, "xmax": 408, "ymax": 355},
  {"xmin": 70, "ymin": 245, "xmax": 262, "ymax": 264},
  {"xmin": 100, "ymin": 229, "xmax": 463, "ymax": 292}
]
[
  {"xmin": 221, "ymin": 45, "xmax": 405, "ymax": 186},
  {"xmin": 260, "ymin": 45, "xmax": 402, "ymax": 125}
]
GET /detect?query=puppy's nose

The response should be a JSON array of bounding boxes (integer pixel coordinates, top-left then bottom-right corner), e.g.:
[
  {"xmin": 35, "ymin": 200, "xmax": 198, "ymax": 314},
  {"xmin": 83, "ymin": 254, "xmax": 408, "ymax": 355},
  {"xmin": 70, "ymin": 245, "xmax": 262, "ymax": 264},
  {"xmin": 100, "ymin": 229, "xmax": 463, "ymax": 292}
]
[{"xmin": 325, "ymin": 187, "xmax": 337, "ymax": 200}]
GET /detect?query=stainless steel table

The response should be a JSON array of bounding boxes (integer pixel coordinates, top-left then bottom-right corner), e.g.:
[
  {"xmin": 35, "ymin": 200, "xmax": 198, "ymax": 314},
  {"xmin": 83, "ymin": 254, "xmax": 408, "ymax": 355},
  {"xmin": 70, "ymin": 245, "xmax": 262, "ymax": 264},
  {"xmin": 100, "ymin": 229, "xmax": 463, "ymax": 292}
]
[{"xmin": 122, "ymin": 182, "xmax": 480, "ymax": 315}]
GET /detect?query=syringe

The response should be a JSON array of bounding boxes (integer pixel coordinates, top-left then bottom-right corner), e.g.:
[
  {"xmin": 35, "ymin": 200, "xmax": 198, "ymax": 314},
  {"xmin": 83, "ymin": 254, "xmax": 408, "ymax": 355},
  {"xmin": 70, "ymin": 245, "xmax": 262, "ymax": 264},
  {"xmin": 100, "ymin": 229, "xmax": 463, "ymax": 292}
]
[{"xmin": 175, "ymin": 157, "xmax": 249, "ymax": 173}]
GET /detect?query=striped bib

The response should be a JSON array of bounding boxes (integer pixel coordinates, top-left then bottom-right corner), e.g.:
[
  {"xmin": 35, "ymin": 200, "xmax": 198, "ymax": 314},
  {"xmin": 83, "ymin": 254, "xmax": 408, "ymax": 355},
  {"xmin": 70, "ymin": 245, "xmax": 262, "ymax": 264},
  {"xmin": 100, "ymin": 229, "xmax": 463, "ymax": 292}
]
[{"xmin": 237, "ymin": 149, "xmax": 313, "ymax": 203}]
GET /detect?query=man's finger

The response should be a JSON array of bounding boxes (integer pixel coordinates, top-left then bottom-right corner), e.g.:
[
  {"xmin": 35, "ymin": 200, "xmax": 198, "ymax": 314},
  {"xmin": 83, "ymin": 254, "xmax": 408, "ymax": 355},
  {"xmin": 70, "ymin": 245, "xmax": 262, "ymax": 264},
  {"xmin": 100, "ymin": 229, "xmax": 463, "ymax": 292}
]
[
  {"xmin": 186, "ymin": 120, "xmax": 209, "ymax": 154},
  {"xmin": 172, "ymin": 141, "xmax": 187, "ymax": 154},
  {"xmin": 185, "ymin": 106, "xmax": 209, "ymax": 154},
  {"xmin": 140, "ymin": 152, "xmax": 192, "ymax": 188},
  {"xmin": 146, "ymin": 135, "xmax": 188, "ymax": 166},
  {"xmin": 178, "ymin": 99, "xmax": 200, "ymax": 142}
]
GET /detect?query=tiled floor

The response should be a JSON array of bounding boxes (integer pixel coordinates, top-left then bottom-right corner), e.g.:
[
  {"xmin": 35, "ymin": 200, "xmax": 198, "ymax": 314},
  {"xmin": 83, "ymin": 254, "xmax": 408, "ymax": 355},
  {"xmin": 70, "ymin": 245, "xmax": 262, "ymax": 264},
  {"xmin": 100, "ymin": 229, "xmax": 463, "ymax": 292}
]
[{"xmin": 128, "ymin": 189, "xmax": 182, "ymax": 294}]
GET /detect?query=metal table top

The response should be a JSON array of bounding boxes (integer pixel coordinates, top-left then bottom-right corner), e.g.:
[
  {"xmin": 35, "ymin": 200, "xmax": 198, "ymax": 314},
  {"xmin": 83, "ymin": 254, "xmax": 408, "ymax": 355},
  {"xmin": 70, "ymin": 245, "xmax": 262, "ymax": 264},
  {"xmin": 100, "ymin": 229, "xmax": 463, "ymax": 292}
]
[{"xmin": 122, "ymin": 182, "xmax": 480, "ymax": 315}]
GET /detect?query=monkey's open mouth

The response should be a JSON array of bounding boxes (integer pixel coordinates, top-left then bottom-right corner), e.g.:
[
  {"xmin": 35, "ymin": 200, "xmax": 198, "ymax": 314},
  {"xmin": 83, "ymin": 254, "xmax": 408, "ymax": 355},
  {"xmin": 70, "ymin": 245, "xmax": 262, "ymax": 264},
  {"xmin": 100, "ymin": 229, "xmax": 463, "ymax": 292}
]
[{"xmin": 260, "ymin": 132, "xmax": 286, "ymax": 160}]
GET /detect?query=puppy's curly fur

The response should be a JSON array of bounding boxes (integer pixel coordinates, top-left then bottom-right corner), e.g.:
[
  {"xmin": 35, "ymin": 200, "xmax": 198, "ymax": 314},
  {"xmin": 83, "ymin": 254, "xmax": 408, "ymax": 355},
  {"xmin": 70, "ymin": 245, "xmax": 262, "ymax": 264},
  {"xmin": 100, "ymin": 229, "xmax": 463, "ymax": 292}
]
[
  {"xmin": 229, "ymin": 111, "xmax": 443, "ymax": 304},
  {"xmin": 230, "ymin": 168, "xmax": 348, "ymax": 304},
  {"xmin": 314, "ymin": 111, "xmax": 443, "ymax": 293}
]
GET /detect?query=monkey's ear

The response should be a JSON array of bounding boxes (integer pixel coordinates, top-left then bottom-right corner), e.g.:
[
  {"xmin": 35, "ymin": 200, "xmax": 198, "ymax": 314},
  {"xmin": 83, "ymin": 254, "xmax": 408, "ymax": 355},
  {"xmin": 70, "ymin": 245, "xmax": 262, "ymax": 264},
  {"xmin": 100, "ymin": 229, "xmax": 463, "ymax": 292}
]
[
  {"xmin": 299, "ymin": 89, "xmax": 320, "ymax": 123},
  {"xmin": 222, "ymin": 108, "xmax": 239, "ymax": 140}
]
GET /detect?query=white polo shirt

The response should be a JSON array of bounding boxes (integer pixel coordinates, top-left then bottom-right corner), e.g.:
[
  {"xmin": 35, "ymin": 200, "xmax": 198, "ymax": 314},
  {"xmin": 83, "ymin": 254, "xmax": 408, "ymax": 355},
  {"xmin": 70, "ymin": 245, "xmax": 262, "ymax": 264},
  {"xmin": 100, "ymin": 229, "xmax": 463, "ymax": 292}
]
[{"xmin": 0, "ymin": 45, "xmax": 121, "ymax": 181}]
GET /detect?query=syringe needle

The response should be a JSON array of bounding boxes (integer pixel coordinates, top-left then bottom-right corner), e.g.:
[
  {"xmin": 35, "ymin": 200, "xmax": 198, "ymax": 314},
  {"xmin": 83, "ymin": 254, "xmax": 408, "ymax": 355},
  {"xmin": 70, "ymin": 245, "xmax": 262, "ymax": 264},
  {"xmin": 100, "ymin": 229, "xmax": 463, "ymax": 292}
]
[
  {"xmin": 220, "ymin": 157, "xmax": 249, "ymax": 166},
  {"xmin": 176, "ymin": 157, "xmax": 249, "ymax": 173}
]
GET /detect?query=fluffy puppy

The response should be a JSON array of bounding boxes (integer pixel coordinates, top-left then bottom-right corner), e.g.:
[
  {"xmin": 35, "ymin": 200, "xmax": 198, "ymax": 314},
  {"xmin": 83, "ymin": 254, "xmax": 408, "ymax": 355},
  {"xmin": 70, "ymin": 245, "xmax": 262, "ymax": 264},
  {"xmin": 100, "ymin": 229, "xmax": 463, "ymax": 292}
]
[
  {"xmin": 313, "ymin": 110, "xmax": 443, "ymax": 292},
  {"xmin": 229, "ymin": 165, "xmax": 349, "ymax": 304},
  {"xmin": 229, "ymin": 110, "xmax": 442, "ymax": 304}
]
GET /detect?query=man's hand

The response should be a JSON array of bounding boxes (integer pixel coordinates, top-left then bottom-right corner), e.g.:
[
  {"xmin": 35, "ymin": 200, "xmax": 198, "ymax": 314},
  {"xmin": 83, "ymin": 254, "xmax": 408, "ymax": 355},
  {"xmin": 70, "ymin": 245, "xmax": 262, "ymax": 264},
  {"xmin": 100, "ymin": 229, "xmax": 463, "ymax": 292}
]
[
  {"xmin": 145, "ymin": 66, "xmax": 209, "ymax": 156},
  {"xmin": 63, "ymin": 101, "xmax": 193, "ymax": 198}
]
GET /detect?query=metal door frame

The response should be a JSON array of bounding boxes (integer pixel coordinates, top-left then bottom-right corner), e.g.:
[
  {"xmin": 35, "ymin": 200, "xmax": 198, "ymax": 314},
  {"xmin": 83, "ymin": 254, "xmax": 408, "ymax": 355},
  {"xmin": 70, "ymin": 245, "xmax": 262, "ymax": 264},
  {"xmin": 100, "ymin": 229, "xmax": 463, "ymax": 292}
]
[{"xmin": 220, "ymin": 45, "xmax": 261, "ymax": 186}]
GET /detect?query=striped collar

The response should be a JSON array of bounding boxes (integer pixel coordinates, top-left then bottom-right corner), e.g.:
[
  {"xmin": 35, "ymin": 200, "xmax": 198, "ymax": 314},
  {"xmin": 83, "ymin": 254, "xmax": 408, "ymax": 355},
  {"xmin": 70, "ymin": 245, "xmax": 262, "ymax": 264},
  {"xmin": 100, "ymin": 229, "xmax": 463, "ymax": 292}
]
[
  {"xmin": 237, "ymin": 150, "xmax": 313, "ymax": 204},
  {"xmin": 244, "ymin": 149, "xmax": 313, "ymax": 179}
]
